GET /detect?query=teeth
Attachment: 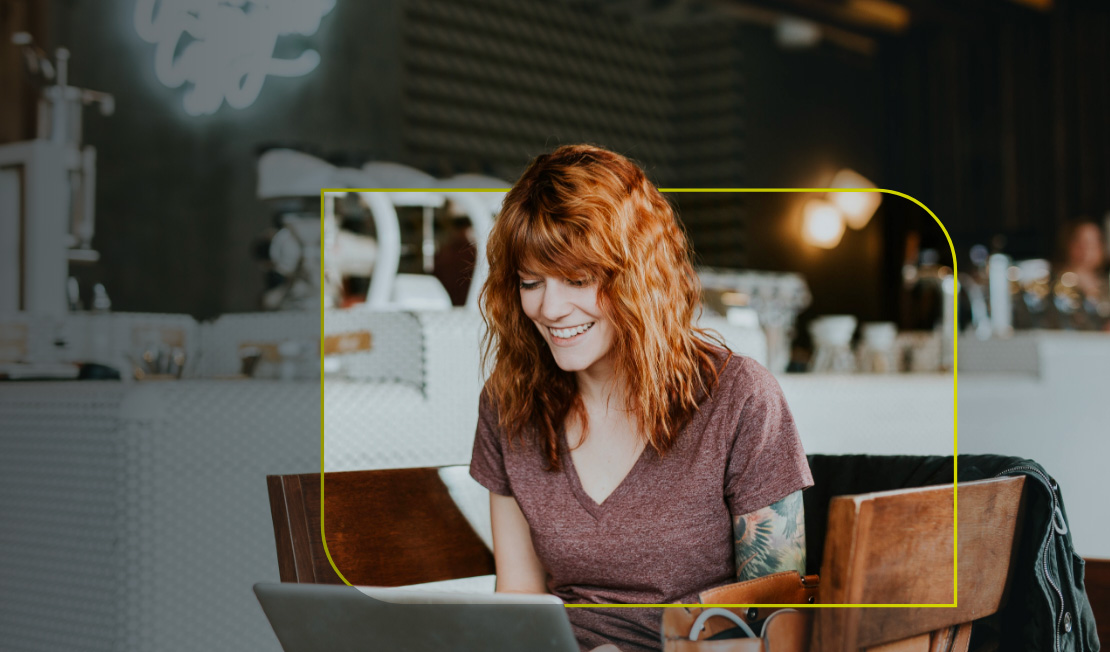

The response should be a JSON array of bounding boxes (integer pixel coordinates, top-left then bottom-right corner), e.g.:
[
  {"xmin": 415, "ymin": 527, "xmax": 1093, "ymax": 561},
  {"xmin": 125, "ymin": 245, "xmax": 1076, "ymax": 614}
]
[{"xmin": 550, "ymin": 322, "xmax": 594, "ymax": 339}]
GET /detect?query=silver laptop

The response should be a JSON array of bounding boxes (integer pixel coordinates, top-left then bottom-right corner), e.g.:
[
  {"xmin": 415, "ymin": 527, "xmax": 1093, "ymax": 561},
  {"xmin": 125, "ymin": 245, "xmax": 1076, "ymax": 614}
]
[{"xmin": 253, "ymin": 582, "xmax": 578, "ymax": 652}]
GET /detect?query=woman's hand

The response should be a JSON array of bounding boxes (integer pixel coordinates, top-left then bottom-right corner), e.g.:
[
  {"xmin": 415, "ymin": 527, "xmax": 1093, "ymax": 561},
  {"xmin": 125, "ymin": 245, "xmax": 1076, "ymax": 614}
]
[{"xmin": 489, "ymin": 492, "xmax": 548, "ymax": 593}]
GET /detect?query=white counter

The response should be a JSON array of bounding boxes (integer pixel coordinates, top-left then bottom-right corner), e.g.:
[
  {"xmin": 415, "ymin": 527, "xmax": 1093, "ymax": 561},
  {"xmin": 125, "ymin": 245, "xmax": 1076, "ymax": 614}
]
[
  {"xmin": 782, "ymin": 373, "xmax": 954, "ymax": 455},
  {"xmin": 959, "ymin": 332, "xmax": 1110, "ymax": 560}
]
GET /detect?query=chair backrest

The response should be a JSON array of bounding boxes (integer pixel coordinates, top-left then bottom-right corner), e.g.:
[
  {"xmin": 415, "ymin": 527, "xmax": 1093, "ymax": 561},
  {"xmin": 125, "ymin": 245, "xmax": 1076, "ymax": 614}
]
[
  {"xmin": 266, "ymin": 468, "xmax": 495, "ymax": 586},
  {"xmin": 811, "ymin": 475, "xmax": 1027, "ymax": 652}
]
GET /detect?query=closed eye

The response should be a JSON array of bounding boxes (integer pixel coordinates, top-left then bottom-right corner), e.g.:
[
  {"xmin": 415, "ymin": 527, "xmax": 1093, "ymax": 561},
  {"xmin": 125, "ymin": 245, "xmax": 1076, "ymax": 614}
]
[{"xmin": 517, "ymin": 277, "xmax": 592, "ymax": 290}]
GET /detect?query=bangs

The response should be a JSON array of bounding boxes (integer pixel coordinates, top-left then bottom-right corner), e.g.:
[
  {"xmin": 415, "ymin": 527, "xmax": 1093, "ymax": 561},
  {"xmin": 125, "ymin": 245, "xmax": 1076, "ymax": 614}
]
[{"xmin": 508, "ymin": 209, "xmax": 607, "ymax": 279}]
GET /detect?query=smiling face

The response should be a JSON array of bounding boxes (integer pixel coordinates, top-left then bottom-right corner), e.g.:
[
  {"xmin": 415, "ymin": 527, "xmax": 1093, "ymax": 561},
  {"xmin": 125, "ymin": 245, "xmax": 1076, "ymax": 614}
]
[{"xmin": 518, "ymin": 272, "xmax": 616, "ymax": 380}]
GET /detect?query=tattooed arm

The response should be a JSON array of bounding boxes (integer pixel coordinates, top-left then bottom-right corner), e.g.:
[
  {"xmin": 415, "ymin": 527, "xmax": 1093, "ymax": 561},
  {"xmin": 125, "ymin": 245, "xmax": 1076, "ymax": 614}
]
[{"xmin": 733, "ymin": 490, "xmax": 806, "ymax": 581}]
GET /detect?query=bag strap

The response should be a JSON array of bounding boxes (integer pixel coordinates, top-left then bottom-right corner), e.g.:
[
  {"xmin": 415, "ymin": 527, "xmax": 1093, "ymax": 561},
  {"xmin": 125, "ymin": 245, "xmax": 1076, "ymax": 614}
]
[
  {"xmin": 761, "ymin": 609, "xmax": 810, "ymax": 652},
  {"xmin": 688, "ymin": 608, "xmax": 757, "ymax": 641}
]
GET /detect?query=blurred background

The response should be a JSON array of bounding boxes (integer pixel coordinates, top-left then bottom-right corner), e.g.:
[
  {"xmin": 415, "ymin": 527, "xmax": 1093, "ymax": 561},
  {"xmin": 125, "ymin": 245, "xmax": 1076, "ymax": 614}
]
[
  {"xmin": 2, "ymin": 0, "xmax": 1106, "ymax": 326},
  {"xmin": 1, "ymin": 0, "xmax": 1108, "ymax": 650}
]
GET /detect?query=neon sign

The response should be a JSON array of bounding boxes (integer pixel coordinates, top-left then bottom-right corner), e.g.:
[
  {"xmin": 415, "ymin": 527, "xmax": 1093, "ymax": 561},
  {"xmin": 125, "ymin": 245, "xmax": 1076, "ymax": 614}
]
[{"xmin": 133, "ymin": 0, "xmax": 336, "ymax": 116}]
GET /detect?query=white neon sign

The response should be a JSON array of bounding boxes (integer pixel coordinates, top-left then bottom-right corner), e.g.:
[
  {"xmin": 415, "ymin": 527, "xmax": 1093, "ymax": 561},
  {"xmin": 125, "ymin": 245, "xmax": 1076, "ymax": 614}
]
[{"xmin": 133, "ymin": 0, "xmax": 336, "ymax": 116}]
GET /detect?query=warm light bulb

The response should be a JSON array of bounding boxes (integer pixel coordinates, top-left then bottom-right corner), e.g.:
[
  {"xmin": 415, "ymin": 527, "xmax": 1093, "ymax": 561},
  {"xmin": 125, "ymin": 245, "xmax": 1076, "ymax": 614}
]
[
  {"xmin": 803, "ymin": 198, "xmax": 845, "ymax": 249},
  {"xmin": 829, "ymin": 169, "xmax": 881, "ymax": 229}
]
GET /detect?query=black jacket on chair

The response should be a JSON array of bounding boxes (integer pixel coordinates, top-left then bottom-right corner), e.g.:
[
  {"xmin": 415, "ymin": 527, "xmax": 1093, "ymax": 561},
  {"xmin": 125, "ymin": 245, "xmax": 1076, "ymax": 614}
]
[{"xmin": 804, "ymin": 454, "xmax": 1099, "ymax": 652}]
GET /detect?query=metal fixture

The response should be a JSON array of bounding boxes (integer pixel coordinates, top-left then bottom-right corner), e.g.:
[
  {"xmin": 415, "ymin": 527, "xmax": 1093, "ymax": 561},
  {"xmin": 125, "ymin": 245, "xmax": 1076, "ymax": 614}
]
[{"xmin": 0, "ymin": 33, "xmax": 114, "ymax": 315}]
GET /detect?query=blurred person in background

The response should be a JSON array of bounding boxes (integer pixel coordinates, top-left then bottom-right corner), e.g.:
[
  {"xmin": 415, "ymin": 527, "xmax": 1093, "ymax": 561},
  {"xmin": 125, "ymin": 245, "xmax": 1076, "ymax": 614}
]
[
  {"xmin": 433, "ymin": 201, "xmax": 478, "ymax": 306},
  {"xmin": 1054, "ymin": 219, "xmax": 1110, "ymax": 331}
]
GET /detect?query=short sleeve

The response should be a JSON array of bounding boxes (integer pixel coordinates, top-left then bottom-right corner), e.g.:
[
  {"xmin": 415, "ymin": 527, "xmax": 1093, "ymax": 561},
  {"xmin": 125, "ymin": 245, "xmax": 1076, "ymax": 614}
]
[
  {"xmin": 469, "ymin": 387, "xmax": 513, "ymax": 496},
  {"xmin": 724, "ymin": 358, "xmax": 814, "ymax": 516}
]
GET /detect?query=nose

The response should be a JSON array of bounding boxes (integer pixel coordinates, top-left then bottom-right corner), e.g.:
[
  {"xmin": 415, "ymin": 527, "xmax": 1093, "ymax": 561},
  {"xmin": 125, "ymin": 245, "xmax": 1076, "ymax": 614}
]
[{"xmin": 538, "ymin": 278, "xmax": 573, "ymax": 323}]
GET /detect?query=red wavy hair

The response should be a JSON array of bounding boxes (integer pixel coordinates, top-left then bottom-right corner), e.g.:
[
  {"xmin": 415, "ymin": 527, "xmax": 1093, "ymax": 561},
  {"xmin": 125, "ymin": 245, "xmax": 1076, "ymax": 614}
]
[{"xmin": 480, "ymin": 144, "xmax": 725, "ymax": 470}]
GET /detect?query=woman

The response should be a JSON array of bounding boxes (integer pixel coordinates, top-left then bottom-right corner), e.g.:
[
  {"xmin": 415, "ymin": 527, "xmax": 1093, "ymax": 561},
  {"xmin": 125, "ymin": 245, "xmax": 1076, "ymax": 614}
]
[
  {"xmin": 1054, "ymin": 219, "xmax": 1110, "ymax": 331},
  {"xmin": 469, "ymin": 145, "xmax": 813, "ymax": 652}
]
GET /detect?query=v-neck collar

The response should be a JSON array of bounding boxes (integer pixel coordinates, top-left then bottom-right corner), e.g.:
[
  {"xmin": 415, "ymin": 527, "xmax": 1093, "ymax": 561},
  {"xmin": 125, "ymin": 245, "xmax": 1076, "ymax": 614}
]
[
  {"xmin": 560, "ymin": 426, "xmax": 652, "ymax": 520},
  {"xmin": 557, "ymin": 350, "xmax": 732, "ymax": 520}
]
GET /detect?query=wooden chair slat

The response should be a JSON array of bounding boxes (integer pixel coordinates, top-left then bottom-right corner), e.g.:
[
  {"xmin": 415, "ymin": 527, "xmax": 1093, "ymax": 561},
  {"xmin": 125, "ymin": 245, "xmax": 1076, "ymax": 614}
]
[
  {"xmin": 266, "ymin": 468, "xmax": 495, "ymax": 587},
  {"xmin": 815, "ymin": 476, "xmax": 1026, "ymax": 651}
]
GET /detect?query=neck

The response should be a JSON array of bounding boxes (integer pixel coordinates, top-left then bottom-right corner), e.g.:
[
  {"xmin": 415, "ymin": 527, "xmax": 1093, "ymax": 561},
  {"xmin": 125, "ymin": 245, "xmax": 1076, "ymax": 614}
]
[{"xmin": 574, "ymin": 359, "xmax": 625, "ymax": 411}]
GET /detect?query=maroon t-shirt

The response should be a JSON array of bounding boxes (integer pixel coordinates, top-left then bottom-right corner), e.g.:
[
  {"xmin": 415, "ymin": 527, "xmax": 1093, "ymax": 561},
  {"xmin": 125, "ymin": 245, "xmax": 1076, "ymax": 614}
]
[{"xmin": 469, "ymin": 348, "xmax": 813, "ymax": 652}]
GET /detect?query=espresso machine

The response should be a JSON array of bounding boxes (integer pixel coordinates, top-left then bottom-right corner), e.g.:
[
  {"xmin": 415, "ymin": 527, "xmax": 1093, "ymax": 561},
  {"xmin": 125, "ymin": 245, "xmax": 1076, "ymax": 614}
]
[
  {"xmin": 0, "ymin": 33, "xmax": 114, "ymax": 316},
  {"xmin": 254, "ymin": 148, "xmax": 507, "ymax": 312}
]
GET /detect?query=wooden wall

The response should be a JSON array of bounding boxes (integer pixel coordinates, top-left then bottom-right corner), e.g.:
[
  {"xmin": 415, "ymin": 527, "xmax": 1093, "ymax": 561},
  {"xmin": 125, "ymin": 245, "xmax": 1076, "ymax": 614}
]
[
  {"xmin": 881, "ymin": 0, "xmax": 1110, "ymax": 262},
  {"xmin": 740, "ymin": 24, "xmax": 886, "ymax": 327},
  {"xmin": 0, "ymin": 0, "xmax": 48, "ymax": 144}
]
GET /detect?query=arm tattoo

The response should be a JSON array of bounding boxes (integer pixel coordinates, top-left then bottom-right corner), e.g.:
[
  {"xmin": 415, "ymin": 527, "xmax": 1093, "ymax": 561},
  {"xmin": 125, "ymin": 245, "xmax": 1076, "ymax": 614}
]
[{"xmin": 733, "ymin": 490, "xmax": 806, "ymax": 581}]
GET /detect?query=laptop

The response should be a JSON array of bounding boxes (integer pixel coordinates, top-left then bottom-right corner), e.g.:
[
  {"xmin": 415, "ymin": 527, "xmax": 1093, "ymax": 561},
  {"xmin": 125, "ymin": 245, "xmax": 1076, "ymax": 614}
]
[{"xmin": 253, "ymin": 582, "xmax": 579, "ymax": 652}]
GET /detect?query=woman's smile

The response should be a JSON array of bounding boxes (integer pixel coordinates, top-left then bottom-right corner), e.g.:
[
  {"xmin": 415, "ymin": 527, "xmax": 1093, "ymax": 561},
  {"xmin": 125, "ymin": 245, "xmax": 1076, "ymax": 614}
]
[{"xmin": 548, "ymin": 321, "xmax": 596, "ymax": 343}]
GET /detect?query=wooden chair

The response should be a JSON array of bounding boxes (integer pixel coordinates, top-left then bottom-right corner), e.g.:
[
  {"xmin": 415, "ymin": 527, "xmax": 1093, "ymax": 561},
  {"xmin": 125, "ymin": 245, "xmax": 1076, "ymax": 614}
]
[
  {"xmin": 811, "ymin": 475, "xmax": 1027, "ymax": 652},
  {"xmin": 266, "ymin": 468, "xmax": 494, "ymax": 586},
  {"xmin": 266, "ymin": 468, "xmax": 1027, "ymax": 651},
  {"xmin": 1087, "ymin": 558, "xmax": 1110, "ymax": 648}
]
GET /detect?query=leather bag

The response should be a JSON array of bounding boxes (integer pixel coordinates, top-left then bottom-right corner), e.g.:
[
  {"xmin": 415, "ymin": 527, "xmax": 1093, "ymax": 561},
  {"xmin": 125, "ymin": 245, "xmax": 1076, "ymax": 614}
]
[{"xmin": 661, "ymin": 572, "xmax": 818, "ymax": 652}]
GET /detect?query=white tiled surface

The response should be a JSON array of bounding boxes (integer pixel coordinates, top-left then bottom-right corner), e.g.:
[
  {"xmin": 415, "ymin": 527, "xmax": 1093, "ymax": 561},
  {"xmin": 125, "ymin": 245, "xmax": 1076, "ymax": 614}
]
[{"xmin": 0, "ymin": 309, "xmax": 498, "ymax": 652}]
